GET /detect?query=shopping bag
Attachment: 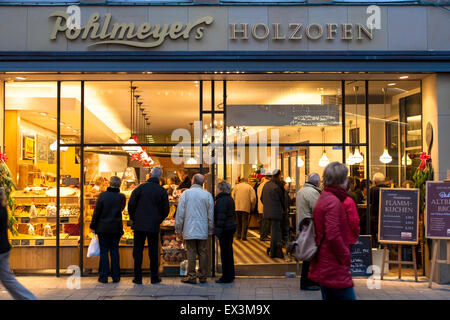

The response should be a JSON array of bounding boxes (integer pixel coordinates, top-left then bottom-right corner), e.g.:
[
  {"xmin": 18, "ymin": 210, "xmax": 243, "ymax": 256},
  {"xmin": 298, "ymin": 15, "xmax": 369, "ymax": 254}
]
[{"xmin": 87, "ymin": 234, "xmax": 100, "ymax": 258}]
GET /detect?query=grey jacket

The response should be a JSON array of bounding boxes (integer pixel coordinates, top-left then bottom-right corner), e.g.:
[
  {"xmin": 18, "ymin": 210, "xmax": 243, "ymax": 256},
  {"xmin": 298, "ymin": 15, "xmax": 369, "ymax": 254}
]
[
  {"xmin": 175, "ymin": 184, "xmax": 214, "ymax": 240},
  {"xmin": 295, "ymin": 182, "xmax": 321, "ymax": 229}
]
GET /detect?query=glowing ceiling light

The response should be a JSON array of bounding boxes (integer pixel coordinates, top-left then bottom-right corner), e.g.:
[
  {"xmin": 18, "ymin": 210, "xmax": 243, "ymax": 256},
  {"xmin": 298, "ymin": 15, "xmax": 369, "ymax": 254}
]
[
  {"xmin": 399, "ymin": 75, "xmax": 409, "ymax": 79},
  {"xmin": 49, "ymin": 140, "xmax": 68, "ymax": 152},
  {"xmin": 346, "ymin": 153, "xmax": 355, "ymax": 166},
  {"xmin": 186, "ymin": 157, "xmax": 197, "ymax": 165},
  {"xmin": 40, "ymin": 112, "xmax": 47, "ymax": 116},
  {"xmin": 285, "ymin": 176, "xmax": 292, "ymax": 183},
  {"xmin": 122, "ymin": 137, "xmax": 140, "ymax": 154},
  {"xmin": 352, "ymin": 148, "xmax": 364, "ymax": 164},
  {"xmin": 297, "ymin": 157, "xmax": 304, "ymax": 167},
  {"xmin": 318, "ymin": 152, "xmax": 330, "ymax": 167},
  {"xmin": 379, "ymin": 148, "xmax": 393, "ymax": 164}
]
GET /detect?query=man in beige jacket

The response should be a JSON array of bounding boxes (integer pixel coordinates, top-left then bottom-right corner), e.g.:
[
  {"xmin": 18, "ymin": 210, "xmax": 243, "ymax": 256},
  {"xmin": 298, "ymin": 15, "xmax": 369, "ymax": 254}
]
[{"xmin": 232, "ymin": 178, "xmax": 256, "ymax": 241}]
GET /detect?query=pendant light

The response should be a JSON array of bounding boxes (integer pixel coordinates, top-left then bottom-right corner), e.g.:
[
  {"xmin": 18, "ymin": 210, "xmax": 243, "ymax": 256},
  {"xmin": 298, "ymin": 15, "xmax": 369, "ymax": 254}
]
[
  {"xmin": 379, "ymin": 87, "xmax": 392, "ymax": 164},
  {"xmin": 401, "ymin": 153, "xmax": 412, "ymax": 166},
  {"xmin": 50, "ymin": 140, "xmax": 68, "ymax": 152},
  {"xmin": 351, "ymin": 86, "xmax": 363, "ymax": 164},
  {"xmin": 318, "ymin": 128, "xmax": 329, "ymax": 167},
  {"xmin": 123, "ymin": 83, "xmax": 140, "ymax": 154},
  {"xmin": 346, "ymin": 120, "xmax": 355, "ymax": 165},
  {"xmin": 297, "ymin": 157, "xmax": 304, "ymax": 167}
]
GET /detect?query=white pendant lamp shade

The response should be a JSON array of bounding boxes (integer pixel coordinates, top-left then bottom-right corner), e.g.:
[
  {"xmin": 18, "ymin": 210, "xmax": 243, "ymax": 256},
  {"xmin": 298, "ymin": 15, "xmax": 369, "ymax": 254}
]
[
  {"xmin": 318, "ymin": 152, "xmax": 330, "ymax": 167},
  {"xmin": 186, "ymin": 157, "xmax": 197, "ymax": 165},
  {"xmin": 401, "ymin": 154, "xmax": 412, "ymax": 166},
  {"xmin": 352, "ymin": 148, "xmax": 364, "ymax": 164},
  {"xmin": 297, "ymin": 157, "xmax": 304, "ymax": 167},
  {"xmin": 346, "ymin": 152, "xmax": 355, "ymax": 166},
  {"xmin": 49, "ymin": 140, "xmax": 68, "ymax": 152},
  {"xmin": 122, "ymin": 137, "xmax": 140, "ymax": 154},
  {"xmin": 379, "ymin": 148, "xmax": 393, "ymax": 164}
]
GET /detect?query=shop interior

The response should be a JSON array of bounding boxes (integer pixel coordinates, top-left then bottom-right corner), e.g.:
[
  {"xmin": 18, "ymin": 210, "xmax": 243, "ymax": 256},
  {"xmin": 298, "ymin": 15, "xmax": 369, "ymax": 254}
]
[{"xmin": 1, "ymin": 74, "xmax": 424, "ymax": 275}]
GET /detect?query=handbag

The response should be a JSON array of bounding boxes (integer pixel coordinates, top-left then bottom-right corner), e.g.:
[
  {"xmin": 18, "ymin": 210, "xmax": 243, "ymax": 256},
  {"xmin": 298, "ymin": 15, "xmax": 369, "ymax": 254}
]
[
  {"xmin": 291, "ymin": 218, "xmax": 325, "ymax": 262},
  {"xmin": 87, "ymin": 233, "xmax": 100, "ymax": 258}
]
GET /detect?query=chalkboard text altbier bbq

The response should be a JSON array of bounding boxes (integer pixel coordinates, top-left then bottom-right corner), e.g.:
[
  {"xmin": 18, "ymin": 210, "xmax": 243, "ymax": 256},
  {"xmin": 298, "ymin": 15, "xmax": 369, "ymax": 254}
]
[{"xmin": 378, "ymin": 188, "xmax": 419, "ymax": 244}]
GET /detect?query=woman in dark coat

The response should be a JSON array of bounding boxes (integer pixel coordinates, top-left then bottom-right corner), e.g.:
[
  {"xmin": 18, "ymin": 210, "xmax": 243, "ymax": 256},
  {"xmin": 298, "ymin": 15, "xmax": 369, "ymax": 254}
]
[
  {"xmin": 214, "ymin": 180, "xmax": 237, "ymax": 284},
  {"xmin": 90, "ymin": 176, "xmax": 126, "ymax": 283}
]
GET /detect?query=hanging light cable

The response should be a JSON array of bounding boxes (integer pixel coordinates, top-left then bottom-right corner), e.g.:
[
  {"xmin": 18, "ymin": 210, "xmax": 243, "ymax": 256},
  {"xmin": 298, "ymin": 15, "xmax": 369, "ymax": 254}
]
[
  {"xmin": 352, "ymin": 85, "xmax": 364, "ymax": 164},
  {"xmin": 379, "ymin": 87, "xmax": 393, "ymax": 164},
  {"xmin": 123, "ymin": 82, "xmax": 140, "ymax": 154},
  {"xmin": 346, "ymin": 120, "xmax": 355, "ymax": 165},
  {"xmin": 318, "ymin": 128, "xmax": 329, "ymax": 167}
]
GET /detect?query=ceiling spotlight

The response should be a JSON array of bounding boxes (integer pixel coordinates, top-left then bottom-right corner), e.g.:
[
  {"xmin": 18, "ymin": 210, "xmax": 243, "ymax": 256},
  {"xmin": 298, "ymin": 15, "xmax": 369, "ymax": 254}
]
[
  {"xmin": 50, "ymin": 117, "xmax": 57, "ymax": 121},
  {"xmin": 388, "ymin": 83, "xmax": 396, "ymax": 86},
  {"xmin": 15, "ymin": 76, "xmax": 26, "ymax": 80},
  {"xmin": 66, "ymin": 126, "xmax": 71, "ymax": 129},
  {"xmin": 399, "ymin": 75, "xmax": 409, "ymax": 79},
  {"xmin": 40, "ymin": 112, "xmax": 48, "ymax": 116}
]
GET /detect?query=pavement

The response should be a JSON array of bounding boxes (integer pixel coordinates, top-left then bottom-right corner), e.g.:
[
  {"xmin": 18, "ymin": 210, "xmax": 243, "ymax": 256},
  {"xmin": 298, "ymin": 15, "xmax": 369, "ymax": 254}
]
[{"xmin": 1, "ymin": 275, "xmax": 450, "ymax": 300}]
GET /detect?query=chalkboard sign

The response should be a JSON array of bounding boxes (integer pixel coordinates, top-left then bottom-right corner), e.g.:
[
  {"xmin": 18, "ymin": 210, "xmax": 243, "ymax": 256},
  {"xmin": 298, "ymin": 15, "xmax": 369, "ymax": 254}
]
[
  {"xmin": 35, "ymin": 239, "xmax": 44, "ymax": 246},
  {"xmin": 126, "ymin": 239, "xmax": 134, "ymax": 245},
  {"xmin": 378, "ymin": 188, "xmax": 419, "ymax": 244},
  {"xmin": 426, "ymin": 181, "xmax": 450, "ymax": 239},
  {"xmin": 21, "ymin": 239, "xmax": 30, "ymax": 246},
  {"xmin": 350, "ymin": 235, "xmax": 373, "ymax": 276},
  {"xmin": 60, "ymin": 217, "xmax": 69, "ymax": 223},
  {"xmin": 21, "ymin": 217, "xmax": 30, "ymax": 223},
  {"xmin": 62, "ymin": 177, "xmax": 79, "ymax": 187},
  {"xmin": 11, "ymin": 239, "xmax": 20, "ymax": 246}
]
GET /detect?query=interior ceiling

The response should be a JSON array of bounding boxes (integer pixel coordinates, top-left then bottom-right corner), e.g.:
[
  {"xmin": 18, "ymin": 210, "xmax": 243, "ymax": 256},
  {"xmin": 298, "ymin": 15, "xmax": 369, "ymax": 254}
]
[{"xmin": 4, "ymin": 76, "xmax": 421, "ymax": 144}]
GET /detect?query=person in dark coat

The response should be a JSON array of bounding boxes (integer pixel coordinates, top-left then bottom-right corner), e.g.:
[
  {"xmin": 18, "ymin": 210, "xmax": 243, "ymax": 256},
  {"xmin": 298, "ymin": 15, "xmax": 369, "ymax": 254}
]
[
  {"xmin": 128, "ymin": 167, "xmax": 170, "ymax": 285},
  {"xmin": 90, "ymin": 176, "xmax": 126, "ymax": 284},
  {"xmin": 214, "ymin": 180, "xmax": 237, "ymax": 283},
  {"xmin": 178, "ymin": 169, "xmax": 191, "ymax": 190},
  {"xmin": 261, "ymin": 169, "xmax": 286, "ymax": 259},
  {"xmin": 309, "ymin": 162, "xmax": 355, "ymax": 300},
  {"xmin": 0, "ymin": 187, "xmax": 37, "ymax": 300}
]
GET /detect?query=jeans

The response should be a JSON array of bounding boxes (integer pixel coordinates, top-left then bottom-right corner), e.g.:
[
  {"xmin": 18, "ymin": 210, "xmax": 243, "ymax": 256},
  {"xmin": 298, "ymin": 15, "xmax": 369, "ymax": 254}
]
[
  {"xmin": 97, "ymin": 233, "xmax": 121, "ymax": 281},
  {"xmin": 320, "ymin": 286, "xmax": 357, "ymax": 301},
  {"xmin": 185, "ymin": 239, "xmax": 208, "ymax": 281},
  {"xmin": 0, "ymin": 251, "xmax": 37, "ymax": 300},
  {"xmin": 133, "ymin": 231, "xmax": 160, "ymax": 280},
  {"xmin": 235, "ymin": 211, "xmax": 250, "ymax": 240},
  {"xmin": 259, "ymin": 214, "xmax": 271, "ymax": 239},
  {"xmin": 217, "ymin": 230, "xmax": 235, "ymax": 282},
  {"xmin": 269, "ymin": 219, "xmax": 283, "ymax": 258}
]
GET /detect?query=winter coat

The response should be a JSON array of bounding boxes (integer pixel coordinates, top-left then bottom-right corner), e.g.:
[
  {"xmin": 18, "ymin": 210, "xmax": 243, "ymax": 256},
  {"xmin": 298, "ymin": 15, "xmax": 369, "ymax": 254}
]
[
  {"xmin": 214, "ymin": 192, "xmax": 237, "ymax": 237},
  {"xmin": 342, "ymin": 196, "xmax": 361, "ymax": 245},
  {"xmin": 128, "ymin": 177, "xmax": 170, "ymax": 233},
  {"xmin": 0, "ymin": 205, "xmax": 11, "ymax": 254},
  {"xmin": 308, "ymin": 189, "xmax": 353, "ymax": 289},
  {"xmin": 175, "ymin": 184, "xmax": 214, "ymax": 240},
  {"xmin": 261, "ymin": 180, "xmax": 286, "ymax": 221},
  {"xmin": 90, "ymin": 187, "xmax": 126, "ymax": 235},
  {"xmin": 232, "ymin": 182, "xmax": 256, "ymax": 213},
  {"xmin": 296, "ymin": 182, "xmax": 321, "ymax": 229},
  {"xmin": 257, "ymin": 179, "xmax": 269, "ymax": 214},
  {"xmin": 179, "ymin": 177, "xmax": 191, "ymax": 190}
]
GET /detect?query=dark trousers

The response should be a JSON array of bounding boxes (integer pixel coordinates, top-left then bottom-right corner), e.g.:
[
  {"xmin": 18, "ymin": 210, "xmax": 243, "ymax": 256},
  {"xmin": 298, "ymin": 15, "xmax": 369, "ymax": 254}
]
[
  {"xmin": 97, "ymin": 233, "xmax": 121, "ymax": 282},
  {"xmin": 217, "ymin": 229, "xmax": 236, "ymax": 282},
  {"xmin": 269, "ymin": 219, "xmax": 283, "ymax": 258},
  {"xmin": 320, "ymin": 286, "xmax": 356, "ymax": 301},
  {"xmin": 133, "ymin": 231, "xmax": 159, "ymax": 280},
  {"xmin": 281, "ymin": 213, "xmax": 290, "ymax": 246},
  {"xmin": 259, "ymin": 214, "xmax": 271, "ymax": 239},
  {"xmin": 235, "ymin": 211, "xmax": 250, "ymax": 240},
  {"xmin": 300, "ymin": 260, "xmax": 319, "ymax": 289}
]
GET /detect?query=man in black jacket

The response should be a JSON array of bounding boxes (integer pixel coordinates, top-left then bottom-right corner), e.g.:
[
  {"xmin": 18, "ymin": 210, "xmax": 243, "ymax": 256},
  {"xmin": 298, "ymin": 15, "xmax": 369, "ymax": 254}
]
[
  {"xmin": 261, "ymin": 169, "xmax": 286, "ymax": 259},
  {"xmin": 128, "ymin": 167, "xmax": 170, "ymax": 284}
]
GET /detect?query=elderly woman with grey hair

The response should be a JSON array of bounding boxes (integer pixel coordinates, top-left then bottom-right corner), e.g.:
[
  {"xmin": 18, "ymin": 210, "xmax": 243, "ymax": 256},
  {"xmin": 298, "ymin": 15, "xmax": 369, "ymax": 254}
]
[
  {"xmin": 214, "ymin": 180, "xmax": 237, "ymax": 283},
  {"xmin": 308, "ymin": 162, "xmax": 356, "ymax": 300},
  {"xmin": 90, "ymin": 176, "xmax": 126, "ymax": 283}
]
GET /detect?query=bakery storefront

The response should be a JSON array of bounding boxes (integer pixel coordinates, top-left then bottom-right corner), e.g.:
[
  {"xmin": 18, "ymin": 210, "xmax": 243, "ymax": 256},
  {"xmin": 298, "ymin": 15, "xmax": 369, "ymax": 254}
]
[{"xmin": 0, "ymin": 2, "xmax": 449, "ymax": 281}]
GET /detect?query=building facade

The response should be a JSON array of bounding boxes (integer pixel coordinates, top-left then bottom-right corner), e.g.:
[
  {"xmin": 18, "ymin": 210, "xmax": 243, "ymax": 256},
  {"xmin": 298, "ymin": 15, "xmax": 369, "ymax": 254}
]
[{"xmin": 0, "ymin": 0, "xmax": 449, "ymax": 283}]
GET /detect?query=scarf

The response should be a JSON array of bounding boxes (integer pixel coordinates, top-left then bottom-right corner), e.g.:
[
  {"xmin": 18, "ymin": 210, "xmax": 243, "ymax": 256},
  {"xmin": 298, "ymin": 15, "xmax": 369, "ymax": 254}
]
[{"xmin": 324, "ymin": 185, "xmax": 348, "ymax": 202}]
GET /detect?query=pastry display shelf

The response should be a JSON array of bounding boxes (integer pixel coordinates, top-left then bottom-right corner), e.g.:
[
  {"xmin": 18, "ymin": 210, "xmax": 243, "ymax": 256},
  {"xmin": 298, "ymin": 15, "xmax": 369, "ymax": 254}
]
[
  {"xmin": 14, "ymin": 216, "xmax": 79, "ymax": 224},
  {"xmin": 10, "ymin": 234, "xmax": 79, "ymax": 247}
]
